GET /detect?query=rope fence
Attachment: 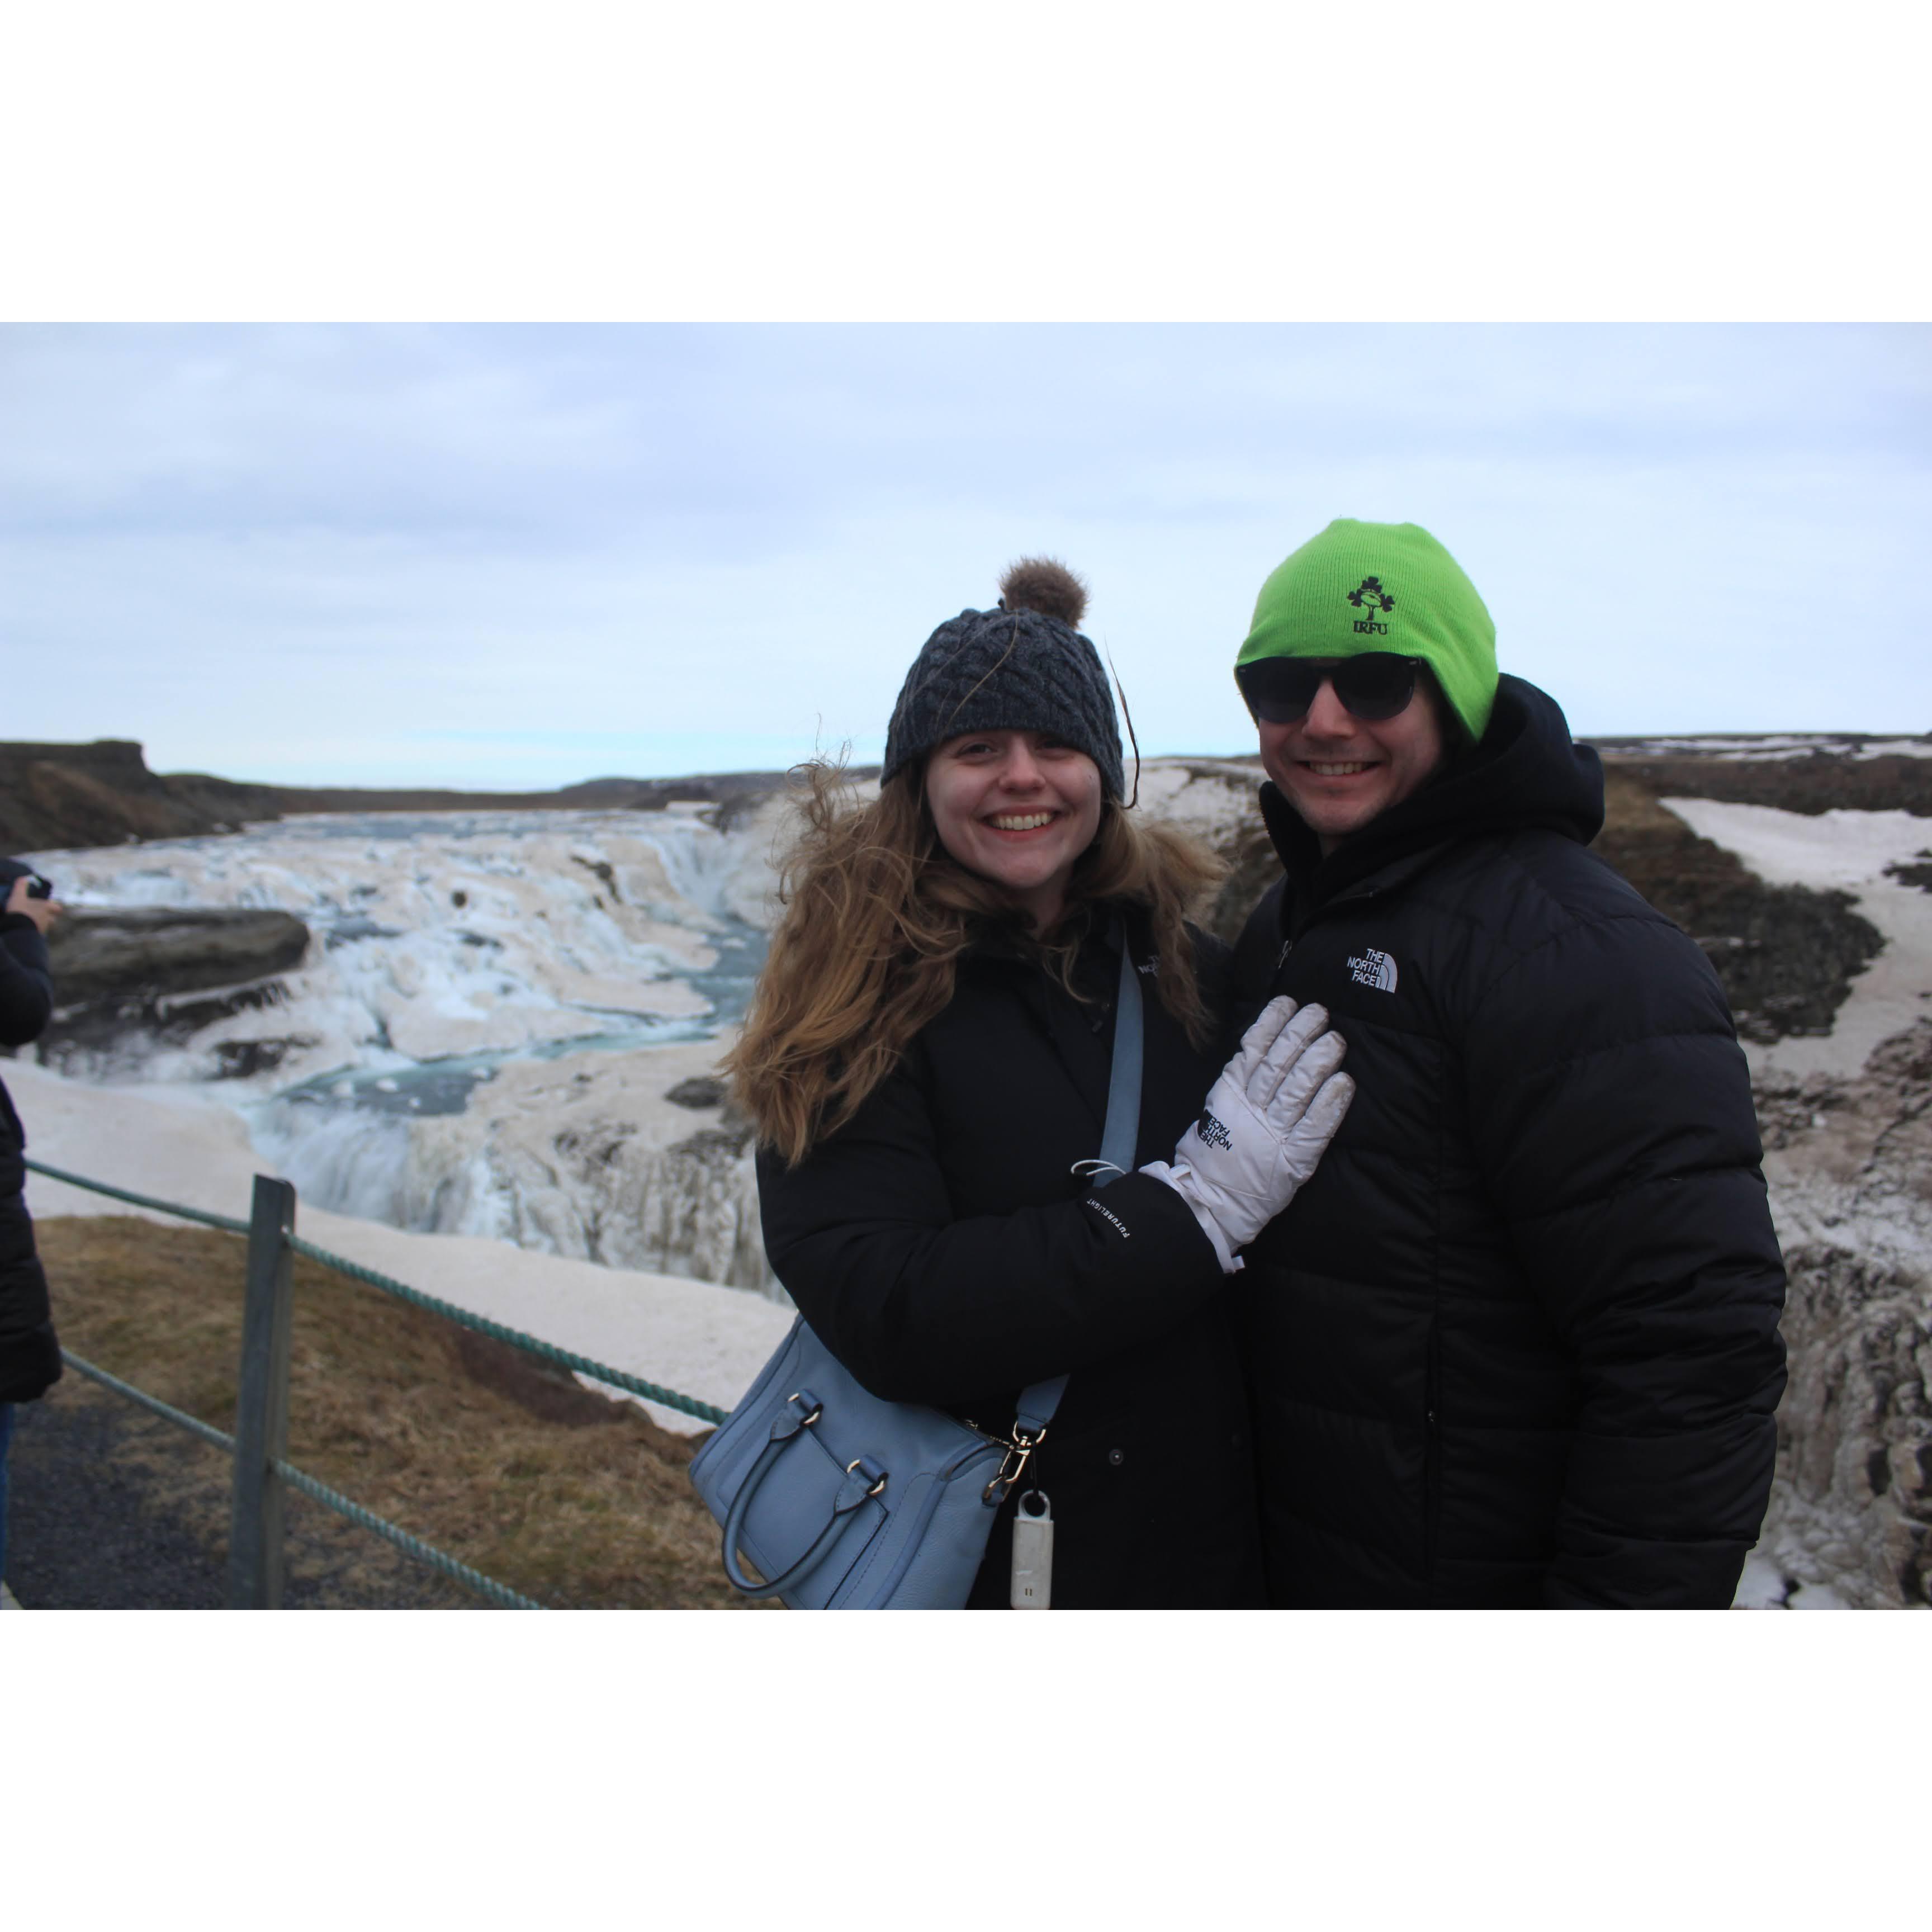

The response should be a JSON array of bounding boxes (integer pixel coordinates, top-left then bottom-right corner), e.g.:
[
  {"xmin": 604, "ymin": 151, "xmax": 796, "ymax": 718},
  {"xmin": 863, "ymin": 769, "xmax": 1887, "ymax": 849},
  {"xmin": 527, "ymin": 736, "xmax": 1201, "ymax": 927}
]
[
  {"xmin": 61, "ymin": 1346, "xmax": 237, "ymax": 1456},
  {"xmin": 26, "ymin": 1156, "xmax": 724, "ymax": 1610},
  {"xmin": 25, "ymin": 1158, "xmax": 253, "ymax": 1236},
  {"xmin": 58, "ymin": 1343, "xmax": 544, "ymax": 1611}
]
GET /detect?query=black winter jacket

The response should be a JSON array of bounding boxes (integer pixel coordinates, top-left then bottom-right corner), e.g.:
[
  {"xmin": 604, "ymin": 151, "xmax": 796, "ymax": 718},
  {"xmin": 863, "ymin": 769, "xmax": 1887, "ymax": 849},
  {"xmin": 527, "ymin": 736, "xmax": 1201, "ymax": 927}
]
[
  {"xmin": 0, "ymin": 907, "xmax": 60, "ymax": 1405},
  {"xmin": 1232, "ymin": 676, "xmax": 1787, "ymax": 1609},
  {"xmin": 756, "ymin": 911, "xmax": 1265, "ymax": 1608}
]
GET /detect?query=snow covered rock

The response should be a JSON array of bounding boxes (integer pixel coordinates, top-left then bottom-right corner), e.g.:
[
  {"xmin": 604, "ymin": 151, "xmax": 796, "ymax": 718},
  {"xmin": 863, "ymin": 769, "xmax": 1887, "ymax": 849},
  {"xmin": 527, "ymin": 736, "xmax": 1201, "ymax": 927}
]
[{"xmin": 1750, "ymin": 1022, "xmax": 1932, "ymax": 1607}]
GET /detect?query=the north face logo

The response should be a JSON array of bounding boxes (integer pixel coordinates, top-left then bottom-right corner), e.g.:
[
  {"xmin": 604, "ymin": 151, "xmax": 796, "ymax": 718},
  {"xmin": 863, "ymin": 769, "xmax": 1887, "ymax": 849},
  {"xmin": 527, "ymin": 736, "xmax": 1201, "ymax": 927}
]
[
  {"xmin": 1347, "ymin": 575, "xmax": 1395, "ymax": 637},
  {"xmin": 1196, "ymin": 1110, "xmax": 1234, "ymax": 1152},
  {"xmin": 1347, "ymin": 949, "xmax": 1399, "ymax": 993}
]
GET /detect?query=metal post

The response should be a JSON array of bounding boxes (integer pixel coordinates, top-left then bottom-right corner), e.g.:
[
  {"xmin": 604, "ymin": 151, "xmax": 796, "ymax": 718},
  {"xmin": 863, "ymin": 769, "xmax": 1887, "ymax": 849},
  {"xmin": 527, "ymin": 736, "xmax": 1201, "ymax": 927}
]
[{"xmin": 228, "ymin": 1176, "xmax": 297, "ymax": 1609}]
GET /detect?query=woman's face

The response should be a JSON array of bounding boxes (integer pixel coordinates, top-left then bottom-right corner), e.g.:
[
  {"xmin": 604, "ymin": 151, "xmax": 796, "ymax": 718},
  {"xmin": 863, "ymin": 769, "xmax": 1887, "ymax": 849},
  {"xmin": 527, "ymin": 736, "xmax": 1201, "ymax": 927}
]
[{"xmin": 925, "ymin": 728, "xmax": 1105, "ymax": 930}]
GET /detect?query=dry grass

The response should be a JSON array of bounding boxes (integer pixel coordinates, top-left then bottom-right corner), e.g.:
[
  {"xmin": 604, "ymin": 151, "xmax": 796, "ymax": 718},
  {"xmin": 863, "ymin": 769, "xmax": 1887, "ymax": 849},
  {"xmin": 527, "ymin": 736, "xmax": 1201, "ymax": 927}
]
[
  {"xmin": 1600, "ymin": 769, "xmax": 1692, "ymax": 841},
  {"xmin": 36, "ymin": 1215, "xmax": 766, "ymax": 1609}
]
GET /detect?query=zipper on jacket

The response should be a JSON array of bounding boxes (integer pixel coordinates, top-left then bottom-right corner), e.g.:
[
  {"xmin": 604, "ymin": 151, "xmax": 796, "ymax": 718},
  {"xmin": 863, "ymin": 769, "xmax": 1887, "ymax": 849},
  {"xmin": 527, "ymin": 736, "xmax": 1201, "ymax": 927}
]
[
  {"xmin": 1289, "ymin": 880, "xmax": 1380, "ymax": 946},
  {"xmin": 1281, "ymin": 837, "xmax": 1456, "ymax": 945}
]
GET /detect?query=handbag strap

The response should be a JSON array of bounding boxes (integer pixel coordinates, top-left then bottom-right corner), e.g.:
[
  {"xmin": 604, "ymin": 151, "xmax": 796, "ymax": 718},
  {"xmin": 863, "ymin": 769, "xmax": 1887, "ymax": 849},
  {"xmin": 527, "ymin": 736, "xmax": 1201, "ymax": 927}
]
[
  {"xmin": 1096, "ymin": 915, "xmax": 1145, "ymax": 1183},
  {"xmin": 1012, "ymin": 917, "xmax": 1145, "ymax": 1438}
]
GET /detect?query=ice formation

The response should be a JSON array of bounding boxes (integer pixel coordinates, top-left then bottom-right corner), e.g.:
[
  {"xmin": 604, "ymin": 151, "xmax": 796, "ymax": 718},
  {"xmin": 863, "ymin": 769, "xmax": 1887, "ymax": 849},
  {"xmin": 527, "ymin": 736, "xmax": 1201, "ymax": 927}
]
[{"xmin": 26, "ymin": 797, "xmax": 795, "ymax": 1298}]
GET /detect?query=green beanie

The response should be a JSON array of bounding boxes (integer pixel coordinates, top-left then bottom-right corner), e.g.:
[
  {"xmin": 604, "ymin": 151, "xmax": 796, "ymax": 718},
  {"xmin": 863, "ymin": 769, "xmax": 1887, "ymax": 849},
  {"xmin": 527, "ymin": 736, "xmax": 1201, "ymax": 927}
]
[{"xmin": 1236, "ymin": 519, "xmax": 1499, "ymax": 742}]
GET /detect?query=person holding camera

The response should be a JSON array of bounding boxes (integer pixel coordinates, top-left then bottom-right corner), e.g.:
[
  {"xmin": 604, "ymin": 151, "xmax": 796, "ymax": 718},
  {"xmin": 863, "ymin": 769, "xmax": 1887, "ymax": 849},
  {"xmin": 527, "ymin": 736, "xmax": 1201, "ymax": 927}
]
[{"xmin": 0, "ymin": 862, "xmax": 62, "ymax": 1591}]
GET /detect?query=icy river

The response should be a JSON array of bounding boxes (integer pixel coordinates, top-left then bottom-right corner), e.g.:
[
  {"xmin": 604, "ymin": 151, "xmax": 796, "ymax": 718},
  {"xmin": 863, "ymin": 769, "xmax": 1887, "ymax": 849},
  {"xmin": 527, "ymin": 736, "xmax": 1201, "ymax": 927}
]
[{"xmin": 24, "ymin": 800, "xmax": 790, "ymax": 1293}]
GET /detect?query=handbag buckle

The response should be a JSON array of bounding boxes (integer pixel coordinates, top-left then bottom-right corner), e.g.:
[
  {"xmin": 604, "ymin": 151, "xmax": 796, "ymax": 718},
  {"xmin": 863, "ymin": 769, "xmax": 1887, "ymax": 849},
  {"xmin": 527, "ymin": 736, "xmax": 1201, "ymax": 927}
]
[{"xmin": 982, "ymin": 1423, "xmax": 1046, "ymax": 1505}]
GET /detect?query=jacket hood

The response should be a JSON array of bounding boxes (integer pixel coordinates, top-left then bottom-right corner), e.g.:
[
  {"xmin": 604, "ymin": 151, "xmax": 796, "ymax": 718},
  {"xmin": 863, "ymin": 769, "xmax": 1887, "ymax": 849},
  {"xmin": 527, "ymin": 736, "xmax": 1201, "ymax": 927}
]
[{"xmin": 1259, "ymin": 673, "xmax": 1604, "ymax": 909}]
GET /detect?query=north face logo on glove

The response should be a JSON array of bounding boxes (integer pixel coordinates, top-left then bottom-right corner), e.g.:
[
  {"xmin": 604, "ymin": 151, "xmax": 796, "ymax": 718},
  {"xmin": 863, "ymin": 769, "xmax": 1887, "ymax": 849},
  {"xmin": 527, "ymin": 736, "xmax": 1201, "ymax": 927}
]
[{"xmin": 1196, "ymin": 1110, "xmax": 1234, "ymax": 1152}]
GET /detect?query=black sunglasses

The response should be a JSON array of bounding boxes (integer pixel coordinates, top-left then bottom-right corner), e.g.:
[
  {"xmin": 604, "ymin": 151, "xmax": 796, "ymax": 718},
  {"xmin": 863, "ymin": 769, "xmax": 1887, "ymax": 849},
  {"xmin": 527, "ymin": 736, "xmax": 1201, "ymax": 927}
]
[{"xmin": 1236, "ymin": 652, "xmax": 1420, "ymax": 724}]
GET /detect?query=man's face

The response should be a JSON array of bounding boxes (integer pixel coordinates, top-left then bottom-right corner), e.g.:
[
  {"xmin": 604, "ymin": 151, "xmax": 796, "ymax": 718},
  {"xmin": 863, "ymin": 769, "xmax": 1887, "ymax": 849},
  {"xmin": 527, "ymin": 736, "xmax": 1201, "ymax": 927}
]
[{"xmin": 1257, "ymin": 659, "xmax": 1448, "ymax": 848}]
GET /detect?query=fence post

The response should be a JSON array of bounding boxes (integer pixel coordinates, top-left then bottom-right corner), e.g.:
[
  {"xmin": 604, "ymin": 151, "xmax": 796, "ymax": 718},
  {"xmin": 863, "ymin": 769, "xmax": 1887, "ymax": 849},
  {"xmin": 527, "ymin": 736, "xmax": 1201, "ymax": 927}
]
[{"xmin": 228, "ymin": 1175, "xmax": 297, "ymax": 1609}]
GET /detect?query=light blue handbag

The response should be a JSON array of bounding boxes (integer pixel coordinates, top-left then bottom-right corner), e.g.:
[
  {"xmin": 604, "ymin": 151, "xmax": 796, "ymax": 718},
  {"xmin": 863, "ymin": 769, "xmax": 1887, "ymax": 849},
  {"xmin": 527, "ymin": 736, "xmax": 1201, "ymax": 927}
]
[{"xmin": 689, "ymin": 932, "xmax": 1145, "ymax": 1608}]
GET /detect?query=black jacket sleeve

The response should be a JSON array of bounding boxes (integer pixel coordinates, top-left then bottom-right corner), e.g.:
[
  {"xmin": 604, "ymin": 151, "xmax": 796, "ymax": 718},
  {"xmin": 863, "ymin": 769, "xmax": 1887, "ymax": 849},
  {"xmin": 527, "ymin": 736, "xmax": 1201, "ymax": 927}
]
[
  {"xmin": 1461, "ymin": 902, "xmax": 1788, "ymax": 1608},
  {"xmin": 755, "ymin": 1053, "xmax": 1225, "ymax": 1407},
  {"xmin": 0, "ymin": 911, "xmax": 59, "ymax": 1399},
  {"xmin": 0, "ymin": 913, "xmax": 53, "ymax": 1048},
  {"xmin": 0, "ymin": 1229, "xmax": 61, "ymax": 1404}
]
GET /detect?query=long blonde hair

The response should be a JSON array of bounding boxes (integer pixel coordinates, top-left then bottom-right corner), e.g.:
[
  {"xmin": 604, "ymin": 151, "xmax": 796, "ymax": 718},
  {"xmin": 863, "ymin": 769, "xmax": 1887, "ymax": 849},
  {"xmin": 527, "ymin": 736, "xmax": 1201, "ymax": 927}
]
[{"xmin": 723, "ymin": 759, "xmax": 1226, "ymax": 1167}]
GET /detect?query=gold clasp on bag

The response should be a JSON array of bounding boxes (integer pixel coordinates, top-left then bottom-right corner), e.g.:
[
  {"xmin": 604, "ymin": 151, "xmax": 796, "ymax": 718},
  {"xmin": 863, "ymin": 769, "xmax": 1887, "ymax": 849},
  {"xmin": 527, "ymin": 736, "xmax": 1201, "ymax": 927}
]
[{"xmin": 982, "ymin": 1423, "xmax": 1047, "ymax": 1504}]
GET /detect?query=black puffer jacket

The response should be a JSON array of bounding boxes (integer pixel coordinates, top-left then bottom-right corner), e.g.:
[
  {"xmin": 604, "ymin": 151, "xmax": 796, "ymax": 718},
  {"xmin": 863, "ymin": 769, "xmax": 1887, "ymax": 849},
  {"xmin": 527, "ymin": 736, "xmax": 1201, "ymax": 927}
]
[
  {"xmin": 756, "ymin": 910, "xmax": 1265, "ymax": 1608},
  {"xmin": 1232, "ymin": 676, "xmax": 1787, "ymax": 1608},
  {"xmin": 0, "ymin": 906, "xmax": 60, "ymax": 1405}
]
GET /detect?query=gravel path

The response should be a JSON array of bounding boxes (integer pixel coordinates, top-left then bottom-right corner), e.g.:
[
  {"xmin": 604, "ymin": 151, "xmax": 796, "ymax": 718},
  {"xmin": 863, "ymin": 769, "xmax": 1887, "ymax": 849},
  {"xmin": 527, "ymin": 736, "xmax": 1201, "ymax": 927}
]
[{"xmin": 4, "ymin": 1374, "xmax": 487, "ymax": 1610}]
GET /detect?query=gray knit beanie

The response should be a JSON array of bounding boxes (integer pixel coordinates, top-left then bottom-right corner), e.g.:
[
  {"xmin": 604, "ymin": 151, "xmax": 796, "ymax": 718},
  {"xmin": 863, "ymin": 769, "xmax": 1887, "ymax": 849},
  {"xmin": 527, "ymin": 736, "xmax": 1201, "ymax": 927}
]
[{"xmin": 880, "ymin": 558, "xmax": 1125, "ymax": 800}]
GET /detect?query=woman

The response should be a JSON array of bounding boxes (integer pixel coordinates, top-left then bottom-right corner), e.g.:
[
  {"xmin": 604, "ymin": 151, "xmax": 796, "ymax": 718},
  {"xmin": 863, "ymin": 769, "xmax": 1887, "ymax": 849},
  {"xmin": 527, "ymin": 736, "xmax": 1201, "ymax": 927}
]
[{"xmin": 724, "ymin": 560, "xmax": 1351, "ymax": 1608}]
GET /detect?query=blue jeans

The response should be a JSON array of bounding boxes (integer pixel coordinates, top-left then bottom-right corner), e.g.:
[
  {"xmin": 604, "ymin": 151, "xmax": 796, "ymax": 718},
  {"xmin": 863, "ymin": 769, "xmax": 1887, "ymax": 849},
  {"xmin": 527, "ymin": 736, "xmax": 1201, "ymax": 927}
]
[{"xmin": 0, "ymin": 1400, "xmax": 13, "ymax": 1586}]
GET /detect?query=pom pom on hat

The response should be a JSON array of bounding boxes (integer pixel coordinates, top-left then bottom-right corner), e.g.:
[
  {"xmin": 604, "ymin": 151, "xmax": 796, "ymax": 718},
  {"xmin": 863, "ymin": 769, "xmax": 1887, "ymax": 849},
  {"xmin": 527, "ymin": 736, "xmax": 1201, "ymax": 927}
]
[{"xmin": 999, "ymin": 557, "xmax": 1088, "ymax": 629}]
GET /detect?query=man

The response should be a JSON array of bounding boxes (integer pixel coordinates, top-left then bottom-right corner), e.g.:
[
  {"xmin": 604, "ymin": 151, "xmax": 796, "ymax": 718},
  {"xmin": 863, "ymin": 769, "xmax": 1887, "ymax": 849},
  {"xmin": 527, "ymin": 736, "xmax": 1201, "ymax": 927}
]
[{"xmin": 1227, "ymin": 518, "xmax": 1787, "ymax": 1608}]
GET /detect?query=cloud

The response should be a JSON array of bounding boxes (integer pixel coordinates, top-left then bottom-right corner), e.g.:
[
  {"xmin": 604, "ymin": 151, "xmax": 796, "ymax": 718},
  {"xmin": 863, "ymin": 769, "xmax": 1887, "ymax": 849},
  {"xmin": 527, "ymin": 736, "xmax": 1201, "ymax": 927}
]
[{"xmin": 2, "ymin": 323, "xmax": 1926, "ymax": 783}]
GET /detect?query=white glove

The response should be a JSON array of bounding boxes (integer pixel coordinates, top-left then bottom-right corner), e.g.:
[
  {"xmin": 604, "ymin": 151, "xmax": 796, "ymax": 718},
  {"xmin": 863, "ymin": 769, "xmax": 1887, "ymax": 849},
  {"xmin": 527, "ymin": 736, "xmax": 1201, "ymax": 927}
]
[{"xmin": 1142, "ymin": 997, "xmax": 1353, "ymax": 1272}]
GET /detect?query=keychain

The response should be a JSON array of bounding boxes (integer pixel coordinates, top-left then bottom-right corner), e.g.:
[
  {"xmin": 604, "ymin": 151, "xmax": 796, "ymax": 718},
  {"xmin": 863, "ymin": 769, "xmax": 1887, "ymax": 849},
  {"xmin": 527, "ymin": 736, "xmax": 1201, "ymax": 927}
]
[{"xmin": 1009, "ymin": 1489, "xmax": 1054, "ymax": 1609}]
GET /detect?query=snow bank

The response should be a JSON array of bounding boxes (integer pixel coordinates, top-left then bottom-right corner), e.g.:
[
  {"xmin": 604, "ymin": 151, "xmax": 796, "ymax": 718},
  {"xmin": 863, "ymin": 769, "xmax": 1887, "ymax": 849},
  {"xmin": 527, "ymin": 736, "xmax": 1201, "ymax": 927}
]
[
  {"xmin": 1662, "ymin": 799, "xmax": 1932, "ymax": 1082},
  {"xmin": 11, "ymin": 1059, "xmax": 792, "ymax": 1435}
]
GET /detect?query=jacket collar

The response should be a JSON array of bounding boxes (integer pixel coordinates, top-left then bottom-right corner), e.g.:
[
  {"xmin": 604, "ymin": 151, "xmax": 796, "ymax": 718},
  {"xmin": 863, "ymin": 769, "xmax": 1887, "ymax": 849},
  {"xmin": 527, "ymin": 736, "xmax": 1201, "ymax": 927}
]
[{"xmin": 961, "ymin": 899, "xmax": 1142, "ymax": 973}]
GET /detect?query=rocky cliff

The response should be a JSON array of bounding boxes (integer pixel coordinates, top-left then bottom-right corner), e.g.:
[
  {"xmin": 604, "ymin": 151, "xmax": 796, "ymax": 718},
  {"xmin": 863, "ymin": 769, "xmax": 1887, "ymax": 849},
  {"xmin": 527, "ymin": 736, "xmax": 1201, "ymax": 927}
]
[
  {"xmin": 0, "ymin": 738, "xmax": 794, "ymax": 857},
  {"xmin": 1750, "ymin": 1022, "xmax": 1932, "ymax": 1606},
  {"xmin": 0, "ymin": 740, "xmax": 266, "ymax": 851},
  {"xmin": 36, "ymin": 907, "xmax": 314, "ymax": 1080}
]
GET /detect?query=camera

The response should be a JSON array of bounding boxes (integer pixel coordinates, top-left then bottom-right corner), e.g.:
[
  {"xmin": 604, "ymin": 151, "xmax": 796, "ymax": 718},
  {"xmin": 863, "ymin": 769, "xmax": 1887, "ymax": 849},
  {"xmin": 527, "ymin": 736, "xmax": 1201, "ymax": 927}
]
[{"xmin": 0, "ymin": 858, "xmax": 54, "ymax": 901}]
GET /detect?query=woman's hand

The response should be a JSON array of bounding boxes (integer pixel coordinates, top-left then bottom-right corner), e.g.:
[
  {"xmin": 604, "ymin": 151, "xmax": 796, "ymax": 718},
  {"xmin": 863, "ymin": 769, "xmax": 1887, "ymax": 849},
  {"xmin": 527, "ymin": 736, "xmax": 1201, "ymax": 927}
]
[
  {"xmin": 4, "ymin": 875, "xmax": 61, "ymax": 936},
  {"xmin": 1141, "ymin": 997, "xmax": 1353, "ymax": 1270}
]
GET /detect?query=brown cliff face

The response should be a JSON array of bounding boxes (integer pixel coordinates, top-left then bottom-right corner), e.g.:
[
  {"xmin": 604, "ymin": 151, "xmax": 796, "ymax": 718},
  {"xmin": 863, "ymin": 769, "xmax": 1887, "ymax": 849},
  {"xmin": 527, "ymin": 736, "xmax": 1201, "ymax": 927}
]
[
  {"xmin": 0, "ymin": 739, "xmax": 796, "ymax": 857},
  {"xmin": 0, "ymin": 740, "xmax": 273, "ymax": 851}
]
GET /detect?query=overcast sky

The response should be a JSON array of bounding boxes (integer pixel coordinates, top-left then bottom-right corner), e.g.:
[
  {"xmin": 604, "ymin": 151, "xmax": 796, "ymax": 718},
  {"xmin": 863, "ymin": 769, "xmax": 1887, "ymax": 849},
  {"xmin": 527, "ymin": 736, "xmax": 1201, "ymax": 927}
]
[{"xmin": 2, "ymin": 323, "xmax": 1926, "ymax": 789}]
